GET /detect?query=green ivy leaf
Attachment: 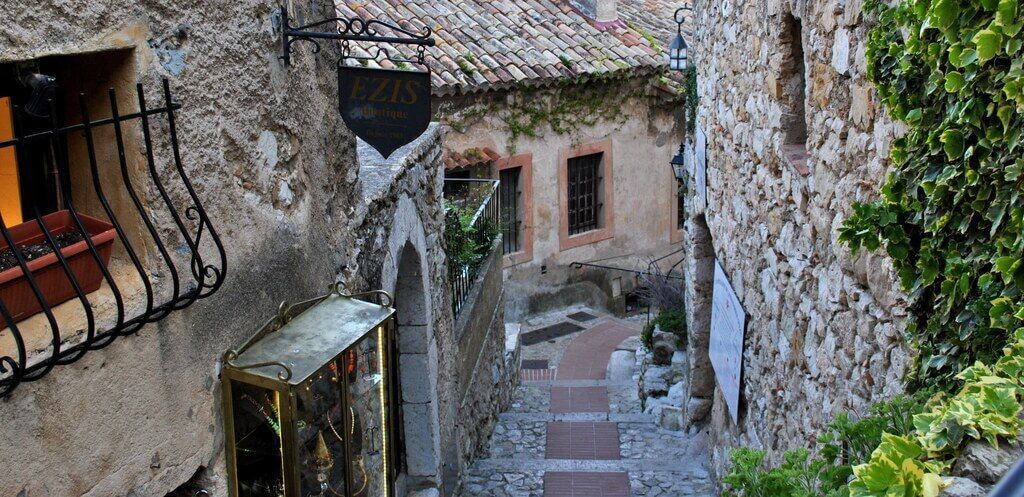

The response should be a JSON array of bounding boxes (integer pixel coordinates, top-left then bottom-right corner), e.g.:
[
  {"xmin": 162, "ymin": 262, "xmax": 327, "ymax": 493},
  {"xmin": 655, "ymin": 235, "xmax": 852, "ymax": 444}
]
[
  {"xmin": 929, "ymin": 0, "xmax": 959, "ymax": 30},
  {"xmin": 942, "ymin": 129, "xmax": 966, "ymax": 160},
  {"xmin": 945, "ymin": 72, "xmax": 967, "ymax": 92},
  {"xmin": 975, "ymin": 29, "xmax": 1003, "ymax": 63}
]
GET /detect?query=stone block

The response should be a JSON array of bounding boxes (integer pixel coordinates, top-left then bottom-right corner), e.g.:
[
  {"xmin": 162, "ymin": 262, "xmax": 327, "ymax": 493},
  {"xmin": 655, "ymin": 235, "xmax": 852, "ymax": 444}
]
[
  {"xmin": 832, "ymin": 29, "xmax": 850, "ymax": 76},
  {"xmin": 939, "ymin": 477, "xmax": 986, "ymax": 497},
  {"xmin": 652, "ymin": 330, "xmax": 680, "ymax": 366},
  {"xmin": 608, "ymin": 350, "xmax": 635, "ymax": 382},
  {"xmin": 642, "ymin": 365, "xmax": 671, "ymax": 396},
  {"xmin": 684, "ymin": 397, "xmax": 713, "ymax": 427},
  {"xmin": 409, "ymin": 489, "xmax": 440, "ymax": 497},
  {"xmin": 952, "ymin": 437, "xmax": 1024, "ymax": 485},
  {"xmin": 660, "ymin": 405, "xmax": 683, "ymax": 431},
  {"xmin": 400, "ymin": 324, "xmax": 432, "ymax": 354},
  {"xmin": 403, "ymin": 402, "xmax": 442, "ymax": 477},
  {"xmin": 400, "ymin": 341, "xmax": 438, "ymax": 404}
]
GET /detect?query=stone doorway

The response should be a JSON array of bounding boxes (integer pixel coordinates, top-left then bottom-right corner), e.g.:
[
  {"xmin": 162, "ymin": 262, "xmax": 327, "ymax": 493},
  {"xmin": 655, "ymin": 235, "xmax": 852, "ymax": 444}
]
[{"xmin": 383, "ymin": 196, "xmax": 443, "ymax": 496}]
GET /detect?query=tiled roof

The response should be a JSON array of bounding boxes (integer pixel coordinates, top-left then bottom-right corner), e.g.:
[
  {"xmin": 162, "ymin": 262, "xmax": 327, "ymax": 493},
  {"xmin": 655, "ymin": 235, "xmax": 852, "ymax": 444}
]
[
  {"xmin": 618, "ymin": 0, "xmax": 686, "ymax": 46},
  {"xmin": 444, "ymin": 147, "xmax": 501, "ymax": 171},
  {"xmin": 335, "ymin": 1, "xmax": 670, "ymax": 96}
]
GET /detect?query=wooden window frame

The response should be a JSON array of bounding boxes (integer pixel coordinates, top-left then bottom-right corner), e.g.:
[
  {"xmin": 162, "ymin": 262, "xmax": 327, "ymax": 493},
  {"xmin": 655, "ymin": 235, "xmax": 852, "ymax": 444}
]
[{"xmin": 496, "ymin": 153, "xmax": 533, "ymax": 266}]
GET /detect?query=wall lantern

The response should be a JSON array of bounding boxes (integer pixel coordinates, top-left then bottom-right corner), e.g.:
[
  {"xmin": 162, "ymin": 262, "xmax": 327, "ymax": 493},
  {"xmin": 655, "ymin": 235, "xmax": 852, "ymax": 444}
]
[
  {"xmin": 671, "ymin": 147, "xmax": 687, "ymax": 182},
  {"xmin": 669, "ymin": 6, "xmax": 692, "ymax": 71},
  {"xmin": 221, "ymin": 287, "xmax": 398, "ymax": 497}
]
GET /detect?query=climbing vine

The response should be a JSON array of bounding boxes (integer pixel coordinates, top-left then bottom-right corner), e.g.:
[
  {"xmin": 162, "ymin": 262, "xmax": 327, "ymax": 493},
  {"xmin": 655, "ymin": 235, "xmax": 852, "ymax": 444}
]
[
  {"xmin": 440, "ymin": 74, "xmax": 684, "ymax": 153},
  {"xmin": 838, "ymin": 0, "xmax": 1024, "ymax": 390}
]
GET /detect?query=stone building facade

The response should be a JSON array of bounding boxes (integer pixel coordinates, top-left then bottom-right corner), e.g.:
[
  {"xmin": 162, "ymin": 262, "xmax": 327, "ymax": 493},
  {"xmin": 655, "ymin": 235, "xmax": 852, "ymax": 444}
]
[
  {"xmin": 336, "ymin": 0, "xmax": 688, "ymax": 321},
  {"xmin": 0, "ymin": 1, "xmax": 510, "ymax": 496},
  {"xmin": 678, "ymin": 0, "xmax": 912, "ymax": 477}
]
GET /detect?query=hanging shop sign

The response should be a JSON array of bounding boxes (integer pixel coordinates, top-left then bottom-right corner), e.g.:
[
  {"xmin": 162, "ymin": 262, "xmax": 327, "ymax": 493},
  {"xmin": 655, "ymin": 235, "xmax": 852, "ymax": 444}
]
[
  {"xmin": 338, "ymin": 66, "xmax": 431, "ymax": 159},
  {"xmin": 221, "ymin": 288, "xmax": 399, "ymax": 497},
  {"xmin": 710, "ymin": 258, "xmax": 746, "ymax": 425},
  {"xmin": 275, "ymin": 6, "xmax": 437, "ymax": 159}
]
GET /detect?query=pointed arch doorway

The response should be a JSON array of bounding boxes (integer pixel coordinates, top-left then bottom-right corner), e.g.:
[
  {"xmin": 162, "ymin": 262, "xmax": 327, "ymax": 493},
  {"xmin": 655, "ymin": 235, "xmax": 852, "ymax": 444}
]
[{"xmin": 382, "ymin": 196, "xmax": 443, "ymax": 496}]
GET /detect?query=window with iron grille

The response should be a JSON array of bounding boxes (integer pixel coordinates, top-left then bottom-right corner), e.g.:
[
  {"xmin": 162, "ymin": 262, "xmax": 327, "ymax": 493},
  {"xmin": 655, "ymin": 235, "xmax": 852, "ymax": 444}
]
[
  {"xmin": 499, "ymin": 167, "xmax": 522, "ymax": 254},
  {"xmin": 567, "ymin": 152, "xmax": 603, "ymax": 236}
]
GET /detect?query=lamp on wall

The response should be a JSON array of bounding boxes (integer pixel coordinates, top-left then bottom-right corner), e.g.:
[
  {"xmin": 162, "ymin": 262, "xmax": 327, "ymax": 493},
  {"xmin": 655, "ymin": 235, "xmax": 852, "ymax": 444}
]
[
  {"xmin": 669, "ymin": 6, "xmax": 692, "ymax": 71},
  {"xmin": 670, "ymin": 146, "xmax": 687, "ymax": 182}
]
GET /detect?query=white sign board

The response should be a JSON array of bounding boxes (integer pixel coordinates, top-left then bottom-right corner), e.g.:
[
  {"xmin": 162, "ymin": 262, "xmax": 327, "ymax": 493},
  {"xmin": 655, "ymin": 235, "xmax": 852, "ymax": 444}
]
[
  {"xmin": 695, "ymin": 127, "xmax": 707, "ymax": 213},
  {"xmin": 710, "ymin": 259, "xmax": 745, "ymax": 424}
]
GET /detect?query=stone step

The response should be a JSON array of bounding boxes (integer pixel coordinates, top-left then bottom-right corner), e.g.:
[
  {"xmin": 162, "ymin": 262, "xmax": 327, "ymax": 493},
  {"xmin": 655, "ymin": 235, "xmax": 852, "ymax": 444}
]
[{"xmin": 468, "ymin": 457, "xmax": 712, "ymax": 476}]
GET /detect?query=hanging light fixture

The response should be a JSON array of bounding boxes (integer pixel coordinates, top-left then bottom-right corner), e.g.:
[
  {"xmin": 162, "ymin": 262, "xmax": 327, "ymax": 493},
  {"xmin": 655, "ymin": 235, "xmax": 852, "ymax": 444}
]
[{"xmin": 669, "ymin": 6, "xmax": 692, "ymax": 71}]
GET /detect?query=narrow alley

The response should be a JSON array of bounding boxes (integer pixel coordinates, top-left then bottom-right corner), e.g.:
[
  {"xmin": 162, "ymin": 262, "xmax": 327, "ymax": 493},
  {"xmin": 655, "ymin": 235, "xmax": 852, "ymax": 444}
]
[{"xmin": 460, "ymin": 309, "xmax": 714, "ymax": 497}]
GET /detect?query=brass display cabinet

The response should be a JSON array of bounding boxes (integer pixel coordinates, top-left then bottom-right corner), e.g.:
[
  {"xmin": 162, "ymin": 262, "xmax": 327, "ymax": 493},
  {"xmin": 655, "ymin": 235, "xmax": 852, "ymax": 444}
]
[{"xmin": 222, "ymin": 289, "xmax": 398, "ymax": 497}]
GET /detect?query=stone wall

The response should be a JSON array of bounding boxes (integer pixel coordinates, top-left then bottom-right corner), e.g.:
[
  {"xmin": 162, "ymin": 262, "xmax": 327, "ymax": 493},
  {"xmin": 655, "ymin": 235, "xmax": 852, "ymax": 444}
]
[
  {"xmin": 0, "ymin": 2, "xmax": 456, "ymax": 496},
  {"xmin": 681, "ymin": 0, "xmax": 912, "ymax": 477},
  {"xmin": 453, "ymin": 239, "xmax": 517, "ymax": 484}
]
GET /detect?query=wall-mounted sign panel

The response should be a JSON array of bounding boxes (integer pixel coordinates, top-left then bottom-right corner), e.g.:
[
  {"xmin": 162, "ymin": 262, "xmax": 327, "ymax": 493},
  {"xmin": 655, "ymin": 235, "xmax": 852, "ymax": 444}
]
[
  {"xmin": 695, "ymin": 127, "xmax": 707, "ymax": 213},
  {"xmin": 710, "ymin": 258, "xmax": 745, "ymax": 425},
  {"xmin": 338, "ymin": 66, "xmax": 432, "ymax": 159}
]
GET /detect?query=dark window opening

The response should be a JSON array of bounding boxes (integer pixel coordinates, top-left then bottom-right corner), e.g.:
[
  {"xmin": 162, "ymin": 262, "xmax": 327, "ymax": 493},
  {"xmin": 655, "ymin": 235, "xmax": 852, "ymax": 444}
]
[
  {"xmin": 499, "ymin": 167, "xmax": 522, "ymax": 254},
  {"xmin": 567, "ymin": 152, "xmax": 603, "ymax": 236},
  {"xmin": 780, "ymin": 13, "xmax": 807, "ymax": 146}
]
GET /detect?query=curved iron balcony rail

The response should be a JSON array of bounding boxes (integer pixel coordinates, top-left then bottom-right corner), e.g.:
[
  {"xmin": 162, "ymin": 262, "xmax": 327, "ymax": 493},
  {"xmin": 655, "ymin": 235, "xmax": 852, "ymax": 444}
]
[{"xmin": 0, "ymin": 79, "xmax": 226, "ymax": 397}]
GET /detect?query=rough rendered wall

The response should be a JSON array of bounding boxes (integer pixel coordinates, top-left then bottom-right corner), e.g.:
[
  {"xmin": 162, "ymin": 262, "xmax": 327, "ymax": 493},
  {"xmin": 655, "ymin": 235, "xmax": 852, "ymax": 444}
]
[
  {"xmin": 0, "ymin": 1, "xmax": 395, "ymax": 495},
  {"xmin": 438, "ymin": 80, "xmax": 685, "ymax": 318},
  {"xmin": 685, "ymin": 0, "xmax": 912, "ymax": 476}
]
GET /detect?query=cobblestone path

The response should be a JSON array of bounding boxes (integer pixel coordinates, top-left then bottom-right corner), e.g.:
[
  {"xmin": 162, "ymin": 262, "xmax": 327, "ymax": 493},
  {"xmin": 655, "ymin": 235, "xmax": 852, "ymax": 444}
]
[{"xmin": 458, "ymin": 310, "xmax": 715, "ymax": 497}]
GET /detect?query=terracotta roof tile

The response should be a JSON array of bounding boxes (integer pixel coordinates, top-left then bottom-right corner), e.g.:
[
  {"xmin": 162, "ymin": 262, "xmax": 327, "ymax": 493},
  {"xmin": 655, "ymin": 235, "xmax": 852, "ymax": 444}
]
[
  {"xmin": 444, "ymin": 147, "xmax": 501, "ymax": 171},
  {"xmin": 335, "ymin": 0, "xmax": 669, "ymax": 96}
]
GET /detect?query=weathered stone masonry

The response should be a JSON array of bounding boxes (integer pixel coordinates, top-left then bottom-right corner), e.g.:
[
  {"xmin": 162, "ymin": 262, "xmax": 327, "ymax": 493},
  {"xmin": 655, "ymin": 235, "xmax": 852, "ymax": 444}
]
[
  {"xmin": 681, "ymin": 0, "xmax": 913, "ymax": 477},
  {"xmin": 0, "ymin": 2, "xmax": 507, "ymax": 497}
]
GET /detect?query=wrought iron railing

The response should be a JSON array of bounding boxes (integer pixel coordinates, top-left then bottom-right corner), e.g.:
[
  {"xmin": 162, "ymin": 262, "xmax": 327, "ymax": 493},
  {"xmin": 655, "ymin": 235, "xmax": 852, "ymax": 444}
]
[
  {"xmin": 443, "ymin": 178, "xmax": 499, "ymax": 317},
  {"xmin": 0, "ymin": 79, "xmax": 226, "ymax": 397}
]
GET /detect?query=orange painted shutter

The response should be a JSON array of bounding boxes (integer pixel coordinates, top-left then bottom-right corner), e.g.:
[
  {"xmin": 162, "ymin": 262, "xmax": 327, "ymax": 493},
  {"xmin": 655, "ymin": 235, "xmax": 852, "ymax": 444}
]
[{"xmin": 0, "ymin": 97, "xmax": 21, "ymax": 226}]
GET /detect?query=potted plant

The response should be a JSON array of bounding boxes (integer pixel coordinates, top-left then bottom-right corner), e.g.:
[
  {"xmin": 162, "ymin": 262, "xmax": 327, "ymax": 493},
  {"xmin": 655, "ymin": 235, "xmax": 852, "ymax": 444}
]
[{"xmin": 0, "ymin": 210, "xmax": 116, "ymax": 325}]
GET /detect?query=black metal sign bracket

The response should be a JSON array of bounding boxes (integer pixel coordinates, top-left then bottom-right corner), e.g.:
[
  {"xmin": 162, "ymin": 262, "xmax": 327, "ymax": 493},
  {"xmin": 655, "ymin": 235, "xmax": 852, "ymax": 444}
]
[{"xmin": 275, "ymin": 6, "xmax": 436, "ymax": 66}]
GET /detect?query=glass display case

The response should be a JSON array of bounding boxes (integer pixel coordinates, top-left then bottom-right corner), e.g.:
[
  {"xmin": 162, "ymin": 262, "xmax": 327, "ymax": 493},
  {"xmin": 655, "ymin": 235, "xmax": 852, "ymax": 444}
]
[{"xmin": 222, "ymin": 289, "xmax": 397, "ymax": 497}]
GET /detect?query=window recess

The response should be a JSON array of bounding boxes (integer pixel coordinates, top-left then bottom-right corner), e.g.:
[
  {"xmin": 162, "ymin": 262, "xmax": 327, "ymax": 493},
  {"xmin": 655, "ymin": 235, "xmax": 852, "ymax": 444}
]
[
  {"xmin": 567, "ymin": 152, "xmax": 603, "ymax": 236},
  {"xmin": 0, "ymin": 77, "xmax": 226, "ymax": 398}
]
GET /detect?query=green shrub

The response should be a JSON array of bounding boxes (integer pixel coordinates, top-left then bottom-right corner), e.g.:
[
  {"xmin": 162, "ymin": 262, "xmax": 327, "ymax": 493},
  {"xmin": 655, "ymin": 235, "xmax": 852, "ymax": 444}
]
[{"xmin": 641, "ymin": 307, "xmax": 688, "ymax": 350}]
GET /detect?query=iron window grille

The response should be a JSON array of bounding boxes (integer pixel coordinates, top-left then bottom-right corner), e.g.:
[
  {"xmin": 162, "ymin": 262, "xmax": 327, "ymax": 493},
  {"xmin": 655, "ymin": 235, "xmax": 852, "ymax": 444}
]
[
  {"xmin": 567, "ymin": 153, "xmax": 603, "ymax": 236},
  {"xmin": 499, "ymin": 167, "xmax": 522, "ymax": 254},
  {"xmin": 0, "ymin": 79, "xmax": 226, "ymax": 397}
]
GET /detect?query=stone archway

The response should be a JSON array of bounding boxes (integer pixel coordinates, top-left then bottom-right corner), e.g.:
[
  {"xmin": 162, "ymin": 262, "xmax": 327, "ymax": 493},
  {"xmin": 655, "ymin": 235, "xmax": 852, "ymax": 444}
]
[
  {"xmin": 381, "ymin": 196, "xmax": 442, "ymax": 494},
  {"xmin": 683, "ymin": 213, "xmax": 715, "ymax": 426}
]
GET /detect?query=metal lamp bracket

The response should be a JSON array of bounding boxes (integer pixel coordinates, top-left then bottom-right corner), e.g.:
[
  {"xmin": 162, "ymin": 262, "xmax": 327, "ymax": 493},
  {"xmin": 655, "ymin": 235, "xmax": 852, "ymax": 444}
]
[{"xmin": 276, "ymin": 5, "xmax": 436, "ymax": 66}]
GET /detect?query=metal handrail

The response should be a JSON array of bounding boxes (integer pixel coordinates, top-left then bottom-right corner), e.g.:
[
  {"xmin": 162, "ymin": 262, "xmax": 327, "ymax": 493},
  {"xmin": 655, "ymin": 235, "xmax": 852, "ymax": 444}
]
[{"xmin": 443, "ymin": 178, "xmax": 500, "ymax": 317}]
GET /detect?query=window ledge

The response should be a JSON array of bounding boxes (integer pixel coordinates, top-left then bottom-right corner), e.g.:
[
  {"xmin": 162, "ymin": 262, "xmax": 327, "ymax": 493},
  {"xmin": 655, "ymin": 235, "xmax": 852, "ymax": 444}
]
[
  {"xmin": 782, "ymin": 143, "xmax": 810, "ymax": 176},
  {"xmin": 559, "ymin": 227, "xmax": 614, "ymax": 252}
]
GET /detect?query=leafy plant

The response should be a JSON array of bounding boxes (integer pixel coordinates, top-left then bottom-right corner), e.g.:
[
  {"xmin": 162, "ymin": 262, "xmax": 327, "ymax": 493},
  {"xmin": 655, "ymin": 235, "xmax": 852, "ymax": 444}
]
[
  {"xmin": 839, "ymin": 0, "xmax": 1024, "ymax": 390},
  {"xmin": 722, "ymin": 395, "xmax": 926, "ymax": 497},
  {"xmin": 443, "ymin": 200, "xmax": 500, "ymax": 272},
  {"xmin": 640, "ymin": 307, "xmax": 687, "ymax": 349},
  {"xmin": 847, "ymin": 434, "xmax": 944, "ymax": 497}
]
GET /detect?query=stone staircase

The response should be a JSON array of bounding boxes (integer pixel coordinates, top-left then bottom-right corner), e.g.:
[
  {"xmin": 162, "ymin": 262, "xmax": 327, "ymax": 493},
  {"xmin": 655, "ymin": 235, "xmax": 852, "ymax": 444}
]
[{"xmin": 457, "ymin": 315, "xmax": 714, "ymax": 497}]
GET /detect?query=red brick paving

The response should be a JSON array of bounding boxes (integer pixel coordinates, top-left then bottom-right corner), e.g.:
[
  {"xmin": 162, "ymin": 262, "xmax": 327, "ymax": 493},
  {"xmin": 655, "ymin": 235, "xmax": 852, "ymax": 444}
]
[
  {"xmin": 549, "ymin": 386, "xmax": 609, "ymax": 413},
  {"xmin": 543, "ymin": 472, "xmax": 631, "ymax": 497},
  {"xmin": 545, "ymin": 422, "xmax": 620, "ymax": 460},
  {"xmin": 555, "ymin": 320, "xmax": 639, "ymax": 380}
]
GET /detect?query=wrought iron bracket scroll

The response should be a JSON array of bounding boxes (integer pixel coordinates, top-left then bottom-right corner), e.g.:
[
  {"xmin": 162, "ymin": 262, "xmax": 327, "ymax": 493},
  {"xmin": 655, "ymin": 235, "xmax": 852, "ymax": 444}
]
[{"xmin": 275, "ymin": 6, "xmax": 436, "ymax": 66}]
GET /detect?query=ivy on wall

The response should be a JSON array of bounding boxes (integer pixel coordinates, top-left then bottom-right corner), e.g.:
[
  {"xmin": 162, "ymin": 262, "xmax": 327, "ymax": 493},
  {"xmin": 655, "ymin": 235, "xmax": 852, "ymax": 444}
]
[
  {"xmin": 838, "ymin": 0, "xmax": 1023, "ymax": 390},
  {"xmin": 441, "ymin": 73, "xmax": 685, "ymax": 153}
]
